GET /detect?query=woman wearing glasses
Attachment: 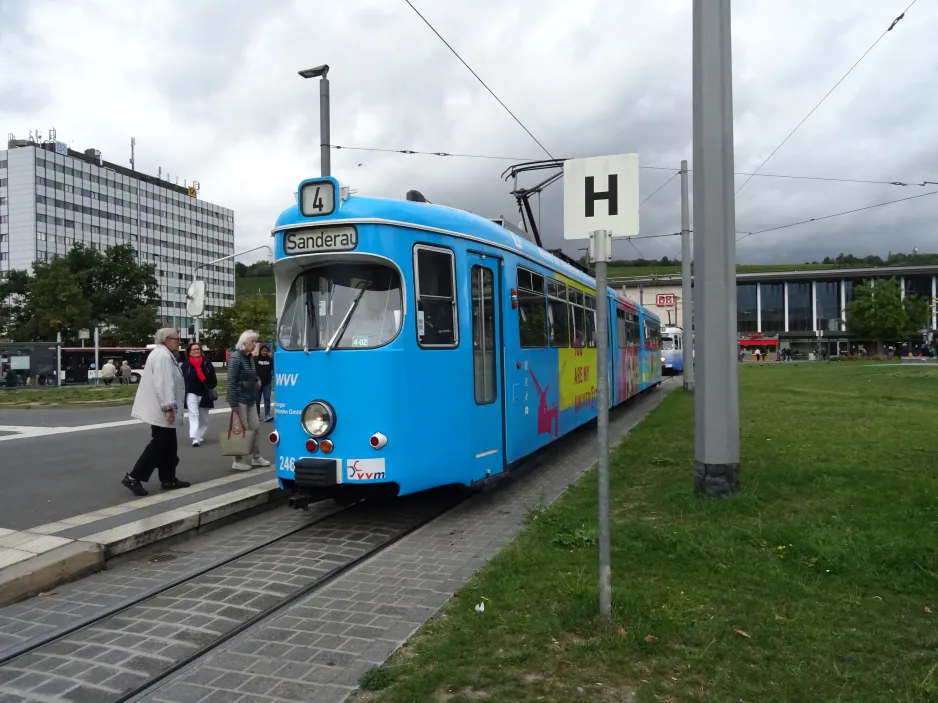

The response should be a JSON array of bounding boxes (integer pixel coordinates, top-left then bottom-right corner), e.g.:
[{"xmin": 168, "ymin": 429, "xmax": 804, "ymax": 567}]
[{"xmin": 122, "ymin": 328, "xmax": 191, "ymax": 496}]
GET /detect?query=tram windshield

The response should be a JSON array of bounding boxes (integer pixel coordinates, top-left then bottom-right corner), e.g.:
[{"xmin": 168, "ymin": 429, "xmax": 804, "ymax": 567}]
[
  {"xmin": 661, "ymin": 337, "xmax": 676, "ymax": 350},
  {"xmin": 277, "ymin": 262, "xmax": 403, "ymax": 350}
]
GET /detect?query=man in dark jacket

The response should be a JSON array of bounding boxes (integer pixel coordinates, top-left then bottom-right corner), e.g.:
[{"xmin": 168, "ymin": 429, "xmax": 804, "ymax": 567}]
[{"xmin": 255, "ymin": 344, "xmax": 274, "ymax": 422}]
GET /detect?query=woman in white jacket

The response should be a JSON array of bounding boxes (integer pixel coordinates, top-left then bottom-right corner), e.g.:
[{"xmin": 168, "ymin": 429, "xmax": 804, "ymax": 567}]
[{"xmin": 122, "ymin": 328, "xmax": 191, "ymax": 496}]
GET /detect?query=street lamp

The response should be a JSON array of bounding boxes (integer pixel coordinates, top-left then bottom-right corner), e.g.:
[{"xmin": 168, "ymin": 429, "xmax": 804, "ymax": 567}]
[{"xmin": 298, "ymin": 64, "xmax": 331, "ymax": 177}]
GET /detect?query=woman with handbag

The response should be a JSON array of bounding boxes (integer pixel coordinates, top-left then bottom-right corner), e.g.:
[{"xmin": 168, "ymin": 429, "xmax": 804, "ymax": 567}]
[
  {"xmin": 182, "ymin": 341, "xmax": 217, "ymax": 447},
  {"xmin": 225, "ymin": 330, "xmax": 272, "ymax": 471}
]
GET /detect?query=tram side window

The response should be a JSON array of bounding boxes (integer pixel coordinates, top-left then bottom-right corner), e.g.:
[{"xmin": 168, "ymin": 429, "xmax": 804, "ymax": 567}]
[
  {"xmin": 645, "ymin": 320, "xmax": 660, "ymax": 347},
  {"xmin": 584, "ymin": 293, "xmax": 597, "ymax": 347},
  {"xmin": 471, "ymin": 265, "xmax": 497, "ymax": 404},
  {"xmin": 616, "ymin": 309, "xmax": 627, "ymax": 348},
  {"xmin": 414, "ymin": 246, "xmax": 458, "ymax": 347},
  {"xmin": 627, "ymin": 313, "xmax": 640, "ymax": 346},
  {"xmin": 517, "ymin": 267, "xmax": 547, "ymax": 348},
  {"xmin": 568, "ymin": 288, "xmax": 587, "ymax": 348},
  {"xmin": 547, "ymin": 279, "xmax": 569, "ymax": 347}
]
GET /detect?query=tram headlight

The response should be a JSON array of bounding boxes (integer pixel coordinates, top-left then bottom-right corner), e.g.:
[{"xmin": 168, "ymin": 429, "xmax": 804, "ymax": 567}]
[{"xmin": 301, "ymin": 400, "xmax": 335, "ymax": 438}]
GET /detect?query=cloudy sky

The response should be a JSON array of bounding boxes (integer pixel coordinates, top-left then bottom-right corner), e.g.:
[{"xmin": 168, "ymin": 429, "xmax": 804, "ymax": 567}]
[{"xmin": 2, "ymin": 0, "xmax": 935, "ymax": 266}]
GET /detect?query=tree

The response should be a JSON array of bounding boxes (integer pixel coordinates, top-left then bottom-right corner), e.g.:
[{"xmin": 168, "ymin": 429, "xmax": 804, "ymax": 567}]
[
  {"xmin": 201, "ymin": 304, "xmax": 240, "ymax": 352},
  {"xmin": 846, "ymin": 277, "xmax": 930, "ymax": 349},
  {"xmin": 201, "ymin": 294, "xmax": 275, "ymax": 351},
  {"xmin": 15, "ymin": 258, "xmax": 93, "ymax": 341},
  {"xmin": 64, "ymin": 244, "xmax": 159, "ymax": 329},
  {"xmin": 112, "ymin": 305, "xmax": 160, "ymax": 346},
  {"xmin": 0, "ymin": 270, "xmax": 29, "ymax": 340}
]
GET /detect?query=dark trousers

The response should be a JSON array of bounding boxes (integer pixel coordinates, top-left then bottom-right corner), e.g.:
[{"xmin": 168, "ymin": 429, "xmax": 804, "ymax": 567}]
[
  {"xmin": 256, "ymin": 382, "xmax": 271, "ymax": 417},
  {"xmin": 131, "ymin": 425, "xmax": 178, "ymax": 483}
]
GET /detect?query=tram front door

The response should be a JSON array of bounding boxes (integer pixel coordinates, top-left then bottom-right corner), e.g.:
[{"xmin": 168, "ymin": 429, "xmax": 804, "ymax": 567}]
[{"xmin": 467, "ymin": 256, "xmax": 505, "ymax": 483}]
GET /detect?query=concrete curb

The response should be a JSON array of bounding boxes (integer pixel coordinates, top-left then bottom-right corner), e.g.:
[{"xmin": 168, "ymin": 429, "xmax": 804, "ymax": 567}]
[
  {"xmin": 0, "ymin": 481, "xmax": 285, "ymax": 607},
  {"xmin": 0, "ymin": 541, "xmax": 103, "ymax": 608}
]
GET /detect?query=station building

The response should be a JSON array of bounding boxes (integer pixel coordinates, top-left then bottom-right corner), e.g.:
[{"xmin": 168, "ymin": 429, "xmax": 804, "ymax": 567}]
[
  {"xmin": 0, "ymin": 133, "xmax": 235, "ymax": 335},
  {"xmin": 616, "ymin": 264, "xmax": 938, "ymax": 357}
]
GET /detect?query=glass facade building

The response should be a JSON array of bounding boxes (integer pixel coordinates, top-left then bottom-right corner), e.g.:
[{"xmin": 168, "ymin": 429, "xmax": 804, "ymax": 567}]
[
  {"xmin": 0, "ymin": 140, "xmax": 235, "ymax": 335},
  {"xmin": 622, "ymin": 267, "xmax": 938, "ymax": 350}
]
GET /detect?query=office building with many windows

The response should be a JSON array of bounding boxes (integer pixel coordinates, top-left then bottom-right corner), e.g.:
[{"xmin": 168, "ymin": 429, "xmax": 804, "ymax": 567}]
[
  {"xmin": 618, "ymin": 264, "xmax": 938, "ymax": 356},
  {"xmin": 0, "ymin": 135, "xmax": 235, "ymax": 335}
]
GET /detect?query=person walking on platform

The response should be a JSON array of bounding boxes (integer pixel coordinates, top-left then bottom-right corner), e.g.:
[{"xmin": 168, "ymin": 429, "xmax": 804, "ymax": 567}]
[
  {"xmin": 182, "ymin": 341, "xmax": 217, "ymax": 447},
  {"xmin": 255, "ymin": 344, "xmax": 274, "ymax": 422},
  {"xmin": 122, "ymin": 328, "xmax": 190, "ymax": 496},
  {"xmin": 227, "ymin": 330, "xmax": 271, "ymax": 471}
]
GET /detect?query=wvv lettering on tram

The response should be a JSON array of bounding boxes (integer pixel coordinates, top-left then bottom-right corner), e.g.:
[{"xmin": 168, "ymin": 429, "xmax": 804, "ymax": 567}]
[{"xmin": 276, "ymin": 373, "xmax": 298, "ymax": 387}]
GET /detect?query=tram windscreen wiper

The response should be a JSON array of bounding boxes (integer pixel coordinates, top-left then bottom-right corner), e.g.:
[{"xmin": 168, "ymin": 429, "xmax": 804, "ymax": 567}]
[
  {"xmin": 303, "ymin": 285, "xmax": 318, "ymax": 353},
  {"xmin": 324, "ymin": 280, "xmax": 370, "ymax": 353}
]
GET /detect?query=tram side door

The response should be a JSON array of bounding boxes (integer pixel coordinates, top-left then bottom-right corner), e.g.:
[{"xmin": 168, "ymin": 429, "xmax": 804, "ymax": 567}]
[{"xmin": 467, "ymin": 256, "xmax": 505, "ymax": 482}]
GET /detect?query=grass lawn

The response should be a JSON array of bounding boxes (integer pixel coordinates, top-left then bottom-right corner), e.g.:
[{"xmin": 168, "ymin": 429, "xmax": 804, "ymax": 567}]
[
  {"xmin": 0, "ymin": 380, "xmax": 228, "ymax": 406},
  {"xmin": 356, "ymin": 362, "xmax": 938, "ymax": 703}
]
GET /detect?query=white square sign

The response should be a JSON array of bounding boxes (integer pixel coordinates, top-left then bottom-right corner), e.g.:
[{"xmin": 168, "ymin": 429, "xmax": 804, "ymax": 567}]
[{"xmin": 563, "ymin": 153, "xmax": 640, "ymax": 240}]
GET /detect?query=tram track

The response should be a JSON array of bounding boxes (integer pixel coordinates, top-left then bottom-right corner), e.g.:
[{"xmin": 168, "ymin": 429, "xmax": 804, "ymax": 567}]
[{"xmin": 0, "ymin": 489, "xmax": 465, "ymax": 703}]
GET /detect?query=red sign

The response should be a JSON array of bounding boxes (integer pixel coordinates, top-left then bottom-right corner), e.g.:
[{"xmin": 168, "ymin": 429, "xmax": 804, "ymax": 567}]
[{"xmin": 655, "ymin": 293, "xmax": 675, "ymax": 307}]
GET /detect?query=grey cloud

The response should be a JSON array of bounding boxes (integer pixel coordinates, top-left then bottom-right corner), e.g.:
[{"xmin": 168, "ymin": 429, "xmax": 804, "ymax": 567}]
[{"xmin": 1, "ymin": 0, "xmax": 936, "ymax": 268}]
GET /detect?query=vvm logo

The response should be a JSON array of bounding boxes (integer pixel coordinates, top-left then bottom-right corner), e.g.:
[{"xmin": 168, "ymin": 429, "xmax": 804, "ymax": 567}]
[{"xmin": 346, "ymin": 459, "xmax": 386, "ymax": 481}]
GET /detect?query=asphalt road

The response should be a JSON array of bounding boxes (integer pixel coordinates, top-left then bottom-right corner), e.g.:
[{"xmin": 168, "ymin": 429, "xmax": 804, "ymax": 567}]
[{"xmin": 0, "ymin": 405, "xmax": 276, "ymax": 531}]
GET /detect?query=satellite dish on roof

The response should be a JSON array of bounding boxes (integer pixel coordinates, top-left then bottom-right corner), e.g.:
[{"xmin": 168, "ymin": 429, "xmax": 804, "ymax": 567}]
[{"xmin": 186, "ymin": 280, "xmax": 206, "ymax": 317}]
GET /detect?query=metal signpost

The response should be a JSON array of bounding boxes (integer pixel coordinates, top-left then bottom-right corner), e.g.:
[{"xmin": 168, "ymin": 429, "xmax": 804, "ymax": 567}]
[
  {"xmin": 563, "ymin": 153, "xmax": 640, "ymax": 616},
  {"xmin": 680, "ymin": 159, "xmax": 695, "ymax": 391},
  {"xmin": 692, "ymin": 0, "xmax": 740, "ymax": 496}
]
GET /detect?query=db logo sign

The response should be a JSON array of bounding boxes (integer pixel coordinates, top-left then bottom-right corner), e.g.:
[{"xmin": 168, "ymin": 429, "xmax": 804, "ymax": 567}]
[{"xmin": 656, "ymin": 294, "xmax": 675, "ymax": 307}]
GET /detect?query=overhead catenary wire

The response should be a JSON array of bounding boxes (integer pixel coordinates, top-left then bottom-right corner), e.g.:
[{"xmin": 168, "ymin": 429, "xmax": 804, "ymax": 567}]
[
  {"xmin": 329, "ymin": 144, "xmax": 936, "ymax": 188},
  {"xmin": 402, "ymin": 0, "xmax": 557, "ymax": 163},
  {"xmin": 629, "ymin": 188, "xmax": 938, "ymax": 244},
  {"xmin": 640, "ymin": 171, "xmax": 680, "ymax": 207},
  {"xmin": 735, "ymin": 188, "xmax": 938, "ymax": 242},
  {"xmin": 734, "ymin": 0, "xmax": 918, "ymax": 197}
]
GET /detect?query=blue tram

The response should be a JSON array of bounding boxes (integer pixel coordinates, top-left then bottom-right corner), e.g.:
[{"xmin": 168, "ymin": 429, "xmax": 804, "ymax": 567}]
[
  {"xmin": 660, "ymin": 325, "xmax": 684, "ymax": 374},
  {"xmin": 268, "ymin": 176, "xmax": 662, "ymax": 507}
]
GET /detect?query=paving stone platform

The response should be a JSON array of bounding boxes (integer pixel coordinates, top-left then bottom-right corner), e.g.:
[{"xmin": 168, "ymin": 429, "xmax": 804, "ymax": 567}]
[
  {"xmin": 141, "ymin": 382, "xmax": 677, "ymax": 703},
  {"xmin": 0, "ymin": 380, "xmax": 677, "ymax": 703}
]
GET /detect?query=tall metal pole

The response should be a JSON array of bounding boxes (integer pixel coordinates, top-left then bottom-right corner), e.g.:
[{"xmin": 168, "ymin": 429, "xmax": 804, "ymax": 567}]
[
  {"xmin": 592, "ymin": 228, "xmax": 612, "ymax": 616},
  {"xmin": 320, "ymin": 77, "xmax": 331, "ymax": 177},
  {"xmin": 93, "ymin": 326, "xmax": 100, "ymax": 387},
  {"xmin": 56, "ymin": 331, "xmax": 62, "ymax": 387},
  {"xmin": 692, "ymin": 0, "xmax": 740, "ymax": 496},
  {"xmin": 680, "ymin": 160, "xmax": 694, "ymax": 391}
]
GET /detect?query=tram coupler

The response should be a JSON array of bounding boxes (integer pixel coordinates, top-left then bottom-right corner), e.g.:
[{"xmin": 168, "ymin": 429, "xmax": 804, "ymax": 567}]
[{"xmin": 288, "ymin": 494, "xmax": 311, "ymax": 510}]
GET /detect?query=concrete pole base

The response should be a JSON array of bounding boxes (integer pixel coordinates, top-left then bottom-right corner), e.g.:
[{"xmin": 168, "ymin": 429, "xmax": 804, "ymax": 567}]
[{"xmin": 694, "ymin": 461, "xmax": 740, "ymax": 497}]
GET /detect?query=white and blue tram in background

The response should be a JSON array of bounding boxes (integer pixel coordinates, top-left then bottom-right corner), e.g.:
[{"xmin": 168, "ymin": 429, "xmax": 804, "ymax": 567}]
[
  {"xmin": 268, "ymin": 176, "xmax": 662, "ymax": 508},
  {"xmin": 660, "ymin": 325, "xmax": 684, "ymax": 374}
]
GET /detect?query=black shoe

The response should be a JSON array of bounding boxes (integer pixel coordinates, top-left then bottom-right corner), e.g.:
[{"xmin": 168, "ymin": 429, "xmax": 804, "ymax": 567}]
[
  {"xmin": 161, "ymin": 478, "xmax": 191, "ymax": 490},
  {"xmin": 122, "ymin": 474, "xmax": 148, "ymax": 496}
]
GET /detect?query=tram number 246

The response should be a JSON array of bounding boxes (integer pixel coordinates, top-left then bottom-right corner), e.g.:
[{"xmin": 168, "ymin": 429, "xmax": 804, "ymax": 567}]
[{"xmin": 279, "ymin": 456, "xmax": 296, "ymax": 472}]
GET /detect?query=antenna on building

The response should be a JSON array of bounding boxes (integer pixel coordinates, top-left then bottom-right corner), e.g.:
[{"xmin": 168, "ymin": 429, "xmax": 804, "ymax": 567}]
[
  {"xmin": 158, "ymin": 166, "xmax": 162, "ymax": 180},
  {"xmin": 130, "ymin": 137, "xmax": 136, "ymax": 171},
  {"xmin": 49, "ymin": 127, "xmax": 56, "ymax": 142}
]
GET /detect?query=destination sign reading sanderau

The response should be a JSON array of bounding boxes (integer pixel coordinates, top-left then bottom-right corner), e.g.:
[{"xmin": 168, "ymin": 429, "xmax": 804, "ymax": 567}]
[{"xmin": 283, "ymin": 226, "xmax": 358, "ymax": 255}]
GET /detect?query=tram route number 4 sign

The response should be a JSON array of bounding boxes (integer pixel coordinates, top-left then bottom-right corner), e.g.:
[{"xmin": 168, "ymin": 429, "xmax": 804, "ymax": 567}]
[{"xmin": 563, "ymin": 153, "xmax": 640, "ymax": 256}]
